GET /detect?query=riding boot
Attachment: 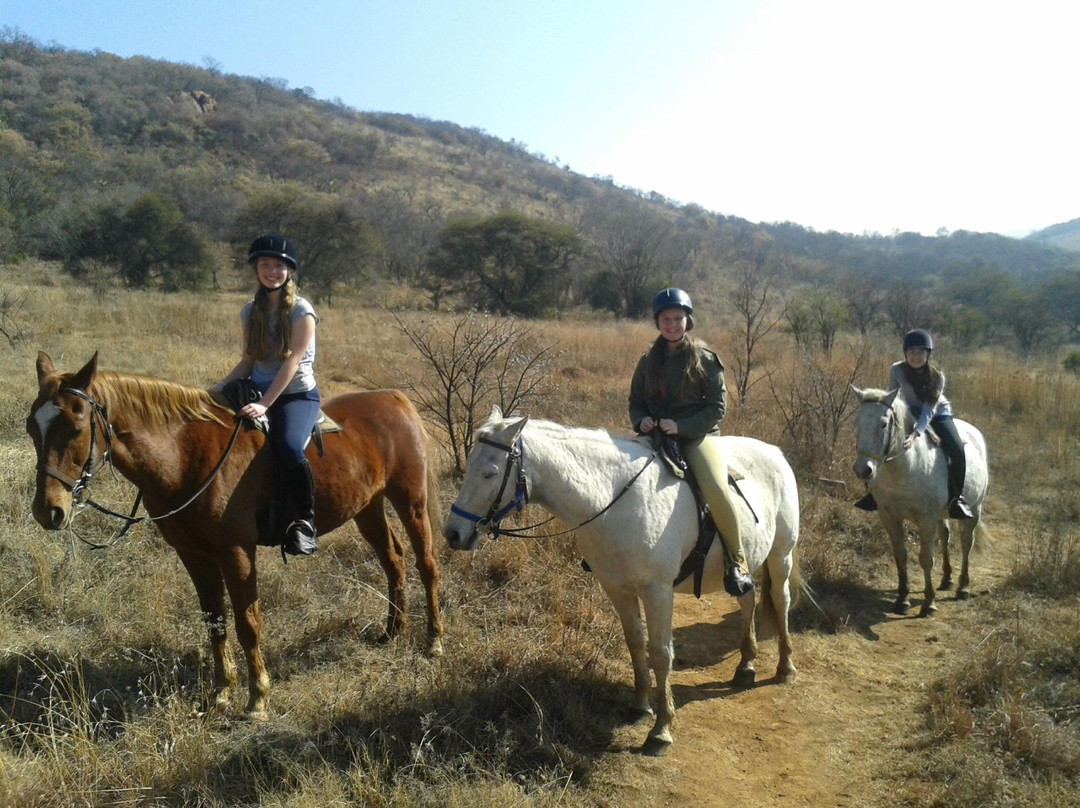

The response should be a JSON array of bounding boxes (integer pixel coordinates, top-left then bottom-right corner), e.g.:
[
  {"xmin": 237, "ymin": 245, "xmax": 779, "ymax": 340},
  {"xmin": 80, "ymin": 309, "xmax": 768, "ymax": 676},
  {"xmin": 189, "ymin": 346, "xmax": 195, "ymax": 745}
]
[
  {"xmin": 256, "ymin": 462, "xmax": 287, "ymax": 547},
  {"xmin": 282, "ymin": 459, "xmax": 317, "ymax": 557},
  {"xmin": 723, "ymin": 542, "xmax": 755, "ymax": 598},
  {"xmin": 854, "ymin": 492, "xmax": 877, "ymax": 511},
  {"xmin": 937, "ymin": 418, "xmax": 974, "ymax": 520}
]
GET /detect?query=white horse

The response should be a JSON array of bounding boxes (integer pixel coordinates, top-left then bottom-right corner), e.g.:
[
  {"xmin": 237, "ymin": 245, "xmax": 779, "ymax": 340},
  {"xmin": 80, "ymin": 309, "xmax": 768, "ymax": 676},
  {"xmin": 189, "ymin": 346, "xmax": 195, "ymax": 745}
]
[
  {"xmin": 442, "ymin": 407, "xmax": 800, "ymax": 749},
  {"xmin": 851, "ymin": 387, "xmax": 989, "ymax": 617}
]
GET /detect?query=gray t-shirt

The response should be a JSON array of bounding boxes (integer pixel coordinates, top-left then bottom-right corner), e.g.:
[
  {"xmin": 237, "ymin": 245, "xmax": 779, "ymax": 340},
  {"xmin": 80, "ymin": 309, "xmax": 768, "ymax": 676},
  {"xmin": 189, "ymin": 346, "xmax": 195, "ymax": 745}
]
[
  {"xmin": 241, "ymin": 296, "xmax": 318, "ymax": 395},
  {"xmin": 886, "ymin": 360, "xmax": 952, "ymax": 433}
]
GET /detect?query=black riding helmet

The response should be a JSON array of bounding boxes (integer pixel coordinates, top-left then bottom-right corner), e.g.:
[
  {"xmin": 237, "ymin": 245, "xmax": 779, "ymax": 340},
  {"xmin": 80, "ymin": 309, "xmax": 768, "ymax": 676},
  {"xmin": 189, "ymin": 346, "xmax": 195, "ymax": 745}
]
[
  {"xmin": 248, "ymin": 233, "xmax": 298, "ymax": 271},
  {"xmin": 902, "ymin": 328, "xmax": 933, "ymax": 352},
  {"xmin": 652, "ymin": 287, "xmax": 695, "ymax": 331}
]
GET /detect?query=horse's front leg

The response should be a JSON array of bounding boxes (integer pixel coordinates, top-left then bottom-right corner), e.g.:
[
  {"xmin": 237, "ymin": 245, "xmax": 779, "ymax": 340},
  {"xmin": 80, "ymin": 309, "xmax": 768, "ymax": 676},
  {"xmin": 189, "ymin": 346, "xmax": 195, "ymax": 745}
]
[
  {"xmin": 219, "ymin": 544, "xmax": 270, "ymax": 719},
  {"xmin": 732, "ymin": 589, "xmax": 758, "ymax": 688},
  {"xmin": 916, "ymin": 518, "xmax": 939, "ymax": 617},
  {"xmin": 174, "ymin": 544, "xmax": 237, "ymax": 712},
  {"xmin": 879, "ymin": 513, "xmax": 910, "ymax": 614},
  {"xmin": 937, "ymin": 519, "xmax": 953, "ymax": 591},
  {"xmin": 603, "ymin": 587, "xmax": 652, "ymax": 718},
  {"xmin": 640, "ymin": 584, "xmax": 676, "ymax": 748}
]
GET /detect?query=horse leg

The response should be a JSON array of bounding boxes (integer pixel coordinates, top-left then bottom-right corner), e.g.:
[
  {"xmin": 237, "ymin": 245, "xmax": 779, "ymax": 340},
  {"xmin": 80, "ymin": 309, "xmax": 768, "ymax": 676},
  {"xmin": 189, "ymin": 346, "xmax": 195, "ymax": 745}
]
[
  {"xmin": 173, "ymin": 545, "xmax": 237, "ymax": 713},
  {"xmin": 955, "ymin": 520, "xmax": 977, "ymax": 600},
  {"xmin": 937, "ymin": 520, "xmax": 954, "ymax": 591},
  {"xmin": 387, "ymin": 485, "xmax": 444, "ymax": 657},
  {"xmin": 879, "ymin": 514, "xmax": 910, "ymax": 614},
  {"xmin": 354, "ymin": 497, "xmax": 408, "ymax": 644},
  {"xmin": 916, "ymin": 518, "xmax": 939, "ymax": 617},
  {"xmin": 640, "ymin": 584, "xmax": 676, "ymax": 747},
  {"xmin": 767, "ymin": 554, "xmax": 797, "ymax": 683},
  {"xmin": 732, "ymin": 590, "xmax": 758, "ymax": 688},
  {"xmin": 603, "ymin": 587, "xmax": 653, "ymax": 718},
  {"xmin": 217, "ymin": 543, "xmax": 270, "ymax": 719}
]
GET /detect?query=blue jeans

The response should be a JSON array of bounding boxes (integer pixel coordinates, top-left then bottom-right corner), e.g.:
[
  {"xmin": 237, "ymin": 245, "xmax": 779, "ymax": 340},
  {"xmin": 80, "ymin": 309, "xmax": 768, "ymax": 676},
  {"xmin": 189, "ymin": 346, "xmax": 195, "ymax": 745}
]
[{"xmin": 265, "ymin": 388, "xmax": 321, "ymax": 467}]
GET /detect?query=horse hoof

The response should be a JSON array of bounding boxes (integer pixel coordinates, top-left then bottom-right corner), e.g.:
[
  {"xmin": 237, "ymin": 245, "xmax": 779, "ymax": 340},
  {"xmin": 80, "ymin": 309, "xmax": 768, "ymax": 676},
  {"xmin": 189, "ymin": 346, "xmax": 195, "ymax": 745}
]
[
  {"xmin": 241, "ymin": 709, "xmax": 270, "ymax": 722},
  {"xmin": 776, "ymin": 666, "xmax": 797, "ymax": 684},
  {"xmin": 732, "ymin": 668, "xmax": 756, "ymax": 689},
  {"xmin": 938, "ymin": 581, "xmax": 954, "ymax": 591},
  {"xmin": 893, "ymin": 601, "xmax": 910, "ymax": 615},
  {"xmin": 955, "ymin": 590, "xmax": 970, "ymax": 601},
  {"xmin": 641, "ymin": 736, "xmax": 672, "ymax": 757},
  {"xmin": 425, "ymin": 638, "xmax": 444, "ymax": 658},
  {"xmin": 918, "ymin": 604, "xmax": 937, "ymax": 618}
]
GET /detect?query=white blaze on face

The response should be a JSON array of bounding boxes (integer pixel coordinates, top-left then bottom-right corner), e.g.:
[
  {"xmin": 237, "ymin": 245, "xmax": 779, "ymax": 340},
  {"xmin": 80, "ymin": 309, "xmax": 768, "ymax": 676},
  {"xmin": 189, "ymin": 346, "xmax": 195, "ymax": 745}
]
[{"xmin": 33, "ymin": 401, "xmax": 61, "ymax": 447}]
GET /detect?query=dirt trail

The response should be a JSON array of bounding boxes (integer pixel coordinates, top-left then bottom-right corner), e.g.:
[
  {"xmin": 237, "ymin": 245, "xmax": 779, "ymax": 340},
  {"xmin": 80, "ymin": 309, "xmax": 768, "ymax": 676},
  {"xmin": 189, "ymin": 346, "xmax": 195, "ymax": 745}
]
[{"xmin": 601, "ymin": 531, "xmax": 1013, "ymax": 807}]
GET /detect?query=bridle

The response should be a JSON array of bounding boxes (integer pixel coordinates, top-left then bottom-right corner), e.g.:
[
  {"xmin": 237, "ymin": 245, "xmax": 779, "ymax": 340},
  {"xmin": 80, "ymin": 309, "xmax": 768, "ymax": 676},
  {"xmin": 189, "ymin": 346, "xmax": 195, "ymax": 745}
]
[
  {"xmin": 36, "ymin": 386, "xmax": 243, "ymax": 548},
  {"xmin": 855, "ymin": 400, "xmax": 904, "ymax": 466},
  {"xmin": 449, "ymin": 433, "xmax": 656, "ymax": 540}
]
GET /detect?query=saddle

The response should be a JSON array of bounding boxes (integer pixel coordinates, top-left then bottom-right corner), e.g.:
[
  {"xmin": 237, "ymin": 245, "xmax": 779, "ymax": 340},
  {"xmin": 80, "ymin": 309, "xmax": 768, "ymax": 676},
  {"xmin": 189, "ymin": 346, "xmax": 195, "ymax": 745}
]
[
  {"xmin": 657, "ymin": 436, "xmax": 758, "ymax": 598},
  {"xmin": 212, "ymin": 378, "xmax": 343, "ymax": 457}
]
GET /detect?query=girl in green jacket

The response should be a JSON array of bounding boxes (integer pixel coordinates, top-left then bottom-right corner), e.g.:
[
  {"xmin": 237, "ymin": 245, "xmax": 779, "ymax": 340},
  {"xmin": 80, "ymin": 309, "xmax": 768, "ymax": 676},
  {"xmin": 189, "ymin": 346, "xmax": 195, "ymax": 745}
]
[{"xmin": 628, "ymin": 288, "xmax": 754, "ymax": 597}]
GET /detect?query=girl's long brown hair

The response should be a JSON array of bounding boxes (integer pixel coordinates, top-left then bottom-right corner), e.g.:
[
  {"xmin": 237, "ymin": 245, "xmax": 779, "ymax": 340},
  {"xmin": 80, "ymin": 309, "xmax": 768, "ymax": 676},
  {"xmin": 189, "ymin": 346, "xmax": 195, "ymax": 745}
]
[
  {"xmin": 243, "ymin": 277, "xmax": 297, "ymax": 361},
  {"xmin": 901, "ymin": 360, "xmax": 944, "ymax": 404},
  {"xmin": 644, "ymin": 335, "xmax": 706, "ymax": 400}
]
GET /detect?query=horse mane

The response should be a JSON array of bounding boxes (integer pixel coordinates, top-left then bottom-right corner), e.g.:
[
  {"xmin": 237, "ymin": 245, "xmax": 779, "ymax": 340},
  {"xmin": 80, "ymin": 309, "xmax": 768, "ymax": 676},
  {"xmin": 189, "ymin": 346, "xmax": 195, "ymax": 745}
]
[{"xmin": 90, "ymin": 372, "xmax": 231, "ymax": 428}]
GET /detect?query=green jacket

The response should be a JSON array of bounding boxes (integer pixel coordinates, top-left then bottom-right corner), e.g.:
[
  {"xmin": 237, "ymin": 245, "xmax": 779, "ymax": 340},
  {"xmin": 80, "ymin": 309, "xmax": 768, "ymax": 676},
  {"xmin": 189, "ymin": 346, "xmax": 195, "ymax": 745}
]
[{"xmin": 628, "ymin": 339, "xmax": 727, "ymax": 442}]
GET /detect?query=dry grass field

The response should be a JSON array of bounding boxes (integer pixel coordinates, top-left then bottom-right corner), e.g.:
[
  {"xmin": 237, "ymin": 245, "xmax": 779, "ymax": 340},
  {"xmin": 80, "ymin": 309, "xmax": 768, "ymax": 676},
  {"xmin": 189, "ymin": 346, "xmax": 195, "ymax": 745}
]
[{"xmin": 0, "ymin": 261, "xmax": 1077, "ymax": 807}]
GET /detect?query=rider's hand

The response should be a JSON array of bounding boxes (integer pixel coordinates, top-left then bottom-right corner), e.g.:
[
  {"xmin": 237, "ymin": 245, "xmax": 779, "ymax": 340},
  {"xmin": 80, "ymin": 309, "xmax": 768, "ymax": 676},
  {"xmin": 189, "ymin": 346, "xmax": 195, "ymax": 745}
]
[
  {"xmin": 659, "ymin": 418, "xmax": 678, "ymax": 436},
  {"xmin": 903, "ymin": 432, "xmax": 917, "ymax": 450},
  {"xmin": 240, "ymin": 402, "xmax": 268, "ymax": 419},
  {"xmin": 639, "ymin": 416, "xmax": 656, "ymax": 433}
]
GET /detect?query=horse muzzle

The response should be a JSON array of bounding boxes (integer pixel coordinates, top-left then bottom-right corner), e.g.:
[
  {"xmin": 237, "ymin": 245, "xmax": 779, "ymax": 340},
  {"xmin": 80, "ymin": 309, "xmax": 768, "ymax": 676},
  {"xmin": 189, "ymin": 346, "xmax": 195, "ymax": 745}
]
[
  {"xmin": 852, "ymin": 457, "xmax": 877, "ymax": 481},
  {"xmin": 442, "ymin": 520, "xmax": 479, "ymax": 551}
]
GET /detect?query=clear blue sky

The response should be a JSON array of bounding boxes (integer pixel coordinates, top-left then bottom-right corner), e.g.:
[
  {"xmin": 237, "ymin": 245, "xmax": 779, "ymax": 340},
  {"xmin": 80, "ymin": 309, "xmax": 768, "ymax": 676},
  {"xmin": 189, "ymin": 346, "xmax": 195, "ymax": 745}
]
[{"xmin": 5, "ymin": 0, "xmax": 1078, "ymax": 236}]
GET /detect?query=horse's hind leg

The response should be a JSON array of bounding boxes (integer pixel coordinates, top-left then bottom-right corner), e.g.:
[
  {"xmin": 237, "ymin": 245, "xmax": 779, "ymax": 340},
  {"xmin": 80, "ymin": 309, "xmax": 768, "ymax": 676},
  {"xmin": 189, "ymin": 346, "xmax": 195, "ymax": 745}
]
[
  {"xmin": 955, "ymin": 520, "xmax": 977, "ymax": 600},
  {"xmin": 387, "ymin": 484, "xmax": 444, "ymax": 656},
  {"xmin": 174, "ymin": 544, "xmax": 238, "ymax": 713},
  {"xmin": 766, "ymin": 554, "xmax": 797, "ymax": 683},
  {"xmin": 937, "ymin": 520, "xmax": 954, "ymax": 591},
  {"xmin": 733, "ymin": 591, "xmax": 758, "ymax": 688},
  {"xmin": 354, "ymin": 496, "xmax": 408, "ymax": 644}
]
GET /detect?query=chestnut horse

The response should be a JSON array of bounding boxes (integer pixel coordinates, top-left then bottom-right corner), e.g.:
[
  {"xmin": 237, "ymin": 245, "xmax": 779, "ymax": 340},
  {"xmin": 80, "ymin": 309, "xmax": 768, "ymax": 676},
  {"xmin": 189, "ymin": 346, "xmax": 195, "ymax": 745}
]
[{"xmin": 27, "ymin": 352, "xmax": 443, "ymax": 719}]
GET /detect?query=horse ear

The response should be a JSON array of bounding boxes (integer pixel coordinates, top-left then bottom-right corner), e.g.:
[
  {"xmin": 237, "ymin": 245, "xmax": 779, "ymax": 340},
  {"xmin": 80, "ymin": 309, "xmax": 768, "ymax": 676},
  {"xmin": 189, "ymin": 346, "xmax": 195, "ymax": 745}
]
[
  {"xmin": 488, "ymin": 404, "xmax": 503, "ymax": 422},
  {"xmin": 882, "ymin": 388, "xmax": 899, "ymax": 407},
  {"xmin": 506, "ymin": 415, "xmax": 530, "ymax": 441},
  {"xmin": 36, "ymin": 351, "xmax": 55, "ymax": 385},
  {"xmin": 71, "ymin": 352, "xmax": 99, "ymax": 390},
  {"xmin": 850, "ymin": 384, "xmax": 865, "ymax": 401}
]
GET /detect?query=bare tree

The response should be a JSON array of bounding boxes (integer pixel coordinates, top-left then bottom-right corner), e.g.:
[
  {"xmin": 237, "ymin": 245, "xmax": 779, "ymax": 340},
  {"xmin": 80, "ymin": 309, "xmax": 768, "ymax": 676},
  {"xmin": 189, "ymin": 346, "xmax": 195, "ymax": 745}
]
[
  {"xmin": 725, "ymin": 234, "xmax": 785, "ymax": 403},
  {"xmin": 392, "ymin": 312, "xmax": 561, "ymax": 473}
]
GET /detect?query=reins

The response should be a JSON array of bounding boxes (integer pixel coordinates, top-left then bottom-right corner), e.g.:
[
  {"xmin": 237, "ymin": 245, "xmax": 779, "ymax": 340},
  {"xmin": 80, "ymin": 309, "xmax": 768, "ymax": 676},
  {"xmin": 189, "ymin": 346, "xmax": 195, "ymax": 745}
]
[
  {"xmin": 450, "ymin": 434, "xmax": 657, "ymax": 540},
  {"xmin": 39, "ymin": 386, "xmax": 244, "ymax": 549}
]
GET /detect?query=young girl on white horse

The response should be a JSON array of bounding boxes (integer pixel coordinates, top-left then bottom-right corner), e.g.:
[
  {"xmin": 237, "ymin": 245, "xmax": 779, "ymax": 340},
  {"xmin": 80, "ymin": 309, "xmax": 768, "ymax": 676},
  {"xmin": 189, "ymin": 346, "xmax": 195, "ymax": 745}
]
[
  {"xmin": 628, "ymin": 288, "xmax": 755, "ymax": 597},
  {"xmin": 855, "ymin": 328, "xmax": 975, "ymax": 520}
]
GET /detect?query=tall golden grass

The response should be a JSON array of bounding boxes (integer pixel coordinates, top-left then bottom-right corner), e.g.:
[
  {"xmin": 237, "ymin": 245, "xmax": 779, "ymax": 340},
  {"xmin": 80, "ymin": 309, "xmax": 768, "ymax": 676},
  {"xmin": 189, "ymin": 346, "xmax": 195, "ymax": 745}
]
[{"xmin": 0, "ymin": 261, "xmax": 1076, "ymax": 806}]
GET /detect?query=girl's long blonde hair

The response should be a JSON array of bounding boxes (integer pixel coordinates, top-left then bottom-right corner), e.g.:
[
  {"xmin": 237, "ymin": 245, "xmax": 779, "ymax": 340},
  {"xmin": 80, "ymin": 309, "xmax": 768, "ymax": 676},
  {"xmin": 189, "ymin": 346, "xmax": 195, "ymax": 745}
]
[
  {"xmin": 644, "ymin": 335, "xmax": 706, "ymax": 400},
  {"xmin": 244, "ymin": 277, "xmax": 297, "ymax": 361}
]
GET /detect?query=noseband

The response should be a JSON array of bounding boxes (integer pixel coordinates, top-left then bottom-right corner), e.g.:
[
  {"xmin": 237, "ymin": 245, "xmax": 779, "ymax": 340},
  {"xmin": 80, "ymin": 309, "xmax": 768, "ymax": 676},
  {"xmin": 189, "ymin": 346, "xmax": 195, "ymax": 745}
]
[{"xmin": 449, "ymin": 436, "xmax": 529, "ymax": 537}]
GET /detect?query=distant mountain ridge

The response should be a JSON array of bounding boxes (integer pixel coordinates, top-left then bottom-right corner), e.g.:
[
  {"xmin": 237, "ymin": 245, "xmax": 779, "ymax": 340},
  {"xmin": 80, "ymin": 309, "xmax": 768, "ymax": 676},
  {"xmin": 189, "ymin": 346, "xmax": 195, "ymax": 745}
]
[{"xmin": 1027, "ymin": 218, "xmax": 1080, "ymax": 252}]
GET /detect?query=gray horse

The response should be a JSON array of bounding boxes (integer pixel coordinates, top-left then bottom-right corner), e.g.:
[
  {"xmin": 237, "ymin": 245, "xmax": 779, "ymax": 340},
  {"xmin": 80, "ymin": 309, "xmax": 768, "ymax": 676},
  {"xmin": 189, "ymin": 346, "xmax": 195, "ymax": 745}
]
[{"xmin": 851, "ymin": 386, "xmax": 989, "ymax": 616}]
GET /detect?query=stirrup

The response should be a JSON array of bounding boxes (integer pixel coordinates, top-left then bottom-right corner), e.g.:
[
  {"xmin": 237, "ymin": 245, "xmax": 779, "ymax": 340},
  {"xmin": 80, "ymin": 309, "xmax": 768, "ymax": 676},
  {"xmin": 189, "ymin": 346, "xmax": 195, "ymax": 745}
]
[
  {"xmin": 282, "ymin": 519, "xmax": 317, "ymax": 558},
  {"xmin": 854, "ymin": 492, "xmax": 877, "ymax": 511},
  {"xmin": 724, "ymin": 564, "xmax": 754, "ymax": 597},
  {"xmin": 948, "ymin": 497, "xmax": 974, "ymax": 520}
]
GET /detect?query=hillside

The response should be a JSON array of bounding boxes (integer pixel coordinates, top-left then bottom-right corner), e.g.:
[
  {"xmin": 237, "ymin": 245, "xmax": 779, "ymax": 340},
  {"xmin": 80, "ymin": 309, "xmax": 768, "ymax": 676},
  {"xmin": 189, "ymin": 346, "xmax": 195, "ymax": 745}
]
[
  {"xmin": 2, "ymin": 29, "xmax": 1080, "ymax": 335},
  {"xmin": 1028, "ymin": 218, "xmax": 1080, "ymax": 253}
]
